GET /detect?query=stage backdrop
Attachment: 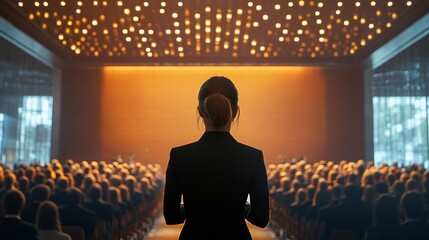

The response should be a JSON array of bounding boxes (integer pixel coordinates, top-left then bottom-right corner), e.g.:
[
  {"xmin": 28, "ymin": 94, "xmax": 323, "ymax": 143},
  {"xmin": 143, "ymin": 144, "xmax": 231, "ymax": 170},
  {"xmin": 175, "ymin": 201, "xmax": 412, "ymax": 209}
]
[{"xmin": 59, "ymin": 66, "xmax": 365, "ymax": 169}]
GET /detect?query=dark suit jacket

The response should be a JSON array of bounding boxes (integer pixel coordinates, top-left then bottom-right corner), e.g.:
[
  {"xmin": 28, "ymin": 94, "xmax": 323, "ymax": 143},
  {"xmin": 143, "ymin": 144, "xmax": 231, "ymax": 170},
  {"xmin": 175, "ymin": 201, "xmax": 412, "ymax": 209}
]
[
  {"xmin": 0, "ymin": 217, "xmax": 39, "ymax": 240},
  {"xmin": 130, "ymin": 190, "xmax": 143, "ymax": 209},
  {"xmin": 396, "ymin": 219, "xmax": 429, "ymax": 240},
  {"xmin": 323, "ymin": 199, "xmax": 367, "ymax": 240},
  {"xmin": 364, "ymin": 223, "xmax": 398, "ymax": 240},
  {"xmin": 84, "ymin": 200, "xmax": 115, "ymax": 224},
  {"xmin": 281, "ymin": 190, "xmax": 296, "ymax": 209},
  {"xmin": 59, "ymin": 204, "xmax": 97, "ymax": 240},
  {"xmin": 21, "ymin": 201, "xmax": 41, "ymax": 224},
  {"xmin": 163, "ymin": 131, "xmax": 269, "ymax": 240}
]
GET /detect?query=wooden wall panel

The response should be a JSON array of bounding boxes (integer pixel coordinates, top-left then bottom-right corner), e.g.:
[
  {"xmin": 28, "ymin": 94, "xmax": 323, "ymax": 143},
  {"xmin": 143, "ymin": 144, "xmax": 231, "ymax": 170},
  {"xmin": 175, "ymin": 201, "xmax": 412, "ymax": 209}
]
[
  {"xmin": 59, "ymin": 66, "xmax": 365, "ymax": 169},
  {"xmin": 59, "ymin": 68, "xmax": 102, "ymax": 162}
]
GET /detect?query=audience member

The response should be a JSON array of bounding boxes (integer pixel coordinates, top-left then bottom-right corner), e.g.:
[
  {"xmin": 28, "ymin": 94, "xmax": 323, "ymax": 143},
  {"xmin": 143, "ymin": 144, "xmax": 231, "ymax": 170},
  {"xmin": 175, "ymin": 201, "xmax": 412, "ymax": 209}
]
[
  {"xmin": 83, "ymin": 183, "xmax": 115, "ymax": 236},
  {"xmin": 36, "ymin": 200, "xmax": 71, "ymax": 240},
  {"xmin": 265, "ymin": 159, "xmax": 429, "ymax": 240},
  {"xmin": 125, "ymin": 175, "xmax": 143, "ymax": 209},
  {"xmin": 396, "ymin": 190, "xmax": 429, "ymax": 240},
  {"xmin": 59, "ymin": 187, "xmax": 97, "ymax": 240},
  {"xmin": 306, "ymin": 180, "xmax": 332, "ymax": 220},
  {"xmin": 316, "ymin": 184, "xmax": 342, "ymax": 233},
  {"xmin": 0, "ymin": 189, "xmax": 39, "ymax": 240},
  {"xmin": 21, "ymin": 184, "xmax": 51, "ymax": 224},
  {"xmin": 108, "ymin": 186, "xmax": 127, "ymax": 234},
  {"xmin": 119, "ymin": 184, "xmax": 137, "ymax": 225},
  {"xmin": 289, "ymin": 187, "xmax": 307, "ymax": 220},
  {"xmin": 364, "ymin": 194, "xmax": 400, "ymax": 240},
  {"xmin": 0, "ymin": 159, "xmax": 163, "ymax": 240},
  {"xmin": 49, "ymin": 176, "xmax": 69, "ymax": 207},
  {"xmin": 323, "ymin": 183, "xmax": 367, "ymax": 240},
  {"xmin": 361, "ymin": 184, "xmax": 376, "ymax": 229},
  {"xmin": 0, "ymin": 173, "xmax": 17, "ymax": 200},
  {"xmin": 391, "ymin": 180, "xmax": 406, "ymax": 206},
  {"xmin": 18, "ymin": 176, "xmax": 31, "ymax": 206}
]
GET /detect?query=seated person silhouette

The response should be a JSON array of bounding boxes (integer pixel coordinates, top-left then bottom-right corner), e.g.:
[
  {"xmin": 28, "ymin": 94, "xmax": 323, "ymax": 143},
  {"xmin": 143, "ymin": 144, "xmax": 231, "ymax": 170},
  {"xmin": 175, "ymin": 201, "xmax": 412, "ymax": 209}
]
[
  {"xmin": 0, "ymin": 189, "xmax": 39, "ymax": 240},
  {"xmin": 396, "ymin": 190, "xmax": 429, "ymax": 240}
]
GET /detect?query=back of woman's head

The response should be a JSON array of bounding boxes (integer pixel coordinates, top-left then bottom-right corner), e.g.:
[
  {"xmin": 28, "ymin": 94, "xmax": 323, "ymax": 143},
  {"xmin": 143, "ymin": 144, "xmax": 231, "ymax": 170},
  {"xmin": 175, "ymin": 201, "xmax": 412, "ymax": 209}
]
[
  {"xmin": 295, "ymin": 188, "xmax": 307, "ymax": 204},
  {"xmin": 279, "ymin": 177, "xmax": 291, "ymax": 191},
  {"xmin": 125, "ymin": 175, "xmax": 137, "ymax": 192},
  {"xmin": 36, "ymin": 200, "xmax": 61, "ymax": 231},
  {"xmin": 119, "ymin": 185, "xmax": 131, "ymax": 201},
  {"xmin": 198, "ymin": 76, "xmax": 239, "ymax": 128}
]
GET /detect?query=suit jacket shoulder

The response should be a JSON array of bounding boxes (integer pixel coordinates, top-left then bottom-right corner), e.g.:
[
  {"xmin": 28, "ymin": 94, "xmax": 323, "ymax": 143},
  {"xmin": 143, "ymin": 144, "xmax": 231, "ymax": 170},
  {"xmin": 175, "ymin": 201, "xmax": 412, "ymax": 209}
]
[{"xmin": 0, "ymin": 218, "xmax": 39, "ymax": 240}]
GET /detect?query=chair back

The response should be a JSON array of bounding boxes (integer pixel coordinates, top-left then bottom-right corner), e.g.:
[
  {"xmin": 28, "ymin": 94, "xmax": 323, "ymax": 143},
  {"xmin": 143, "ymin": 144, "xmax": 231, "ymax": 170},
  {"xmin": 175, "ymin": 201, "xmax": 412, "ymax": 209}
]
[
  {"xmin": 329, "ymin": 229, "xmax": 360, "ymax": 240},
  {"xmin": 95, "ymin": 219, "xmax": 108, "ymax": 240},
  {"xmin": 62, "ymin": 226, "xmax": 85, "ymax": 240}
]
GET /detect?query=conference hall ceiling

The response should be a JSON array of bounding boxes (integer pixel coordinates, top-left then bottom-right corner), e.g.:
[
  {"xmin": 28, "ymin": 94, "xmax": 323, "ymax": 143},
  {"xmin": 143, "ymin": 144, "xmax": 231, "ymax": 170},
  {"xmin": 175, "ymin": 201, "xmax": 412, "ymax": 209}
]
[{"xmin": 1, "ymin": 0, "xmax": 428, "ymax": 65}]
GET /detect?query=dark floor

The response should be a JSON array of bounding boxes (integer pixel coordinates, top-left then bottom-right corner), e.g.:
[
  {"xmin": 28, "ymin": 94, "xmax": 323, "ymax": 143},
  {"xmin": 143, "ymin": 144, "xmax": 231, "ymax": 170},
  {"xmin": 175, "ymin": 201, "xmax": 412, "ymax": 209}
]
[{"xmin": 142, "ymin": 216, "xmax": 279, "ymax": 240}]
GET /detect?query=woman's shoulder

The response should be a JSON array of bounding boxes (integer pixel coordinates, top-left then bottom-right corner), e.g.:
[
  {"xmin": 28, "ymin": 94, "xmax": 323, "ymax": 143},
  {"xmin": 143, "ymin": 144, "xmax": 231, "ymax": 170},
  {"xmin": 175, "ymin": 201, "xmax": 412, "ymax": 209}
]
[
  {"xmin": 235, "ymin": 141, "xmax": 262, "ymax": 152},
  {"xmin": 170, "ymin": 141, "xmax": 200, "ymax": 156},
  {"xmin": 170, "ymin": 136, "xmax": 263, "ymax": 158}
]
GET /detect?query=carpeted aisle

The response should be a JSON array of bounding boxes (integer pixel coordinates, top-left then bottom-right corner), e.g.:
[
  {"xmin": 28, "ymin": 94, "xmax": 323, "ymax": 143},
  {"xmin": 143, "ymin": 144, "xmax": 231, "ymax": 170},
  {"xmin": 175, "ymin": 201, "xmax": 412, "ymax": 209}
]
[{"xmin": 143, "ymin": 216, "xmax": 279, "ymax": 240}]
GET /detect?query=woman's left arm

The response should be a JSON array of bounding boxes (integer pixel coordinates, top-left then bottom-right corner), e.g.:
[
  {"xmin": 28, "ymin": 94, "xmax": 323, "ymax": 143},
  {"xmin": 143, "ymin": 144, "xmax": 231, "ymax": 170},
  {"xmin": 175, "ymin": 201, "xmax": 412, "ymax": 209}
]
[{"xmin": 245, "ymin": 150, "xmax": 270, "ymax": 228}]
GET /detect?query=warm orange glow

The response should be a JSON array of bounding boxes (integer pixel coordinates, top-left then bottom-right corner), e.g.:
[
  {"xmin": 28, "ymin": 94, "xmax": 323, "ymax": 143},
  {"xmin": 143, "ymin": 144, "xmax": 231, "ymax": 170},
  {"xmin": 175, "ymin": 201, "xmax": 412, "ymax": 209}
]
[{"xmin": 101, "ymin": 66, "xmax": 327, "ymax": 168}]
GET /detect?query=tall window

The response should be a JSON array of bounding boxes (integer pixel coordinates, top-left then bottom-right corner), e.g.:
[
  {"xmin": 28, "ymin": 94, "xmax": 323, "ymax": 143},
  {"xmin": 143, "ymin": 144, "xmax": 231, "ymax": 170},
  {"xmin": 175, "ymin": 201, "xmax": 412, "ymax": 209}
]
[
  {"xmin": 373, "ymin": 97, "xmax": 428, "ymax": 166},
  {"xmin": 372, "ymin": 35, "xmax": 429, "ymax": 167},
  {"xmin": 0, "ymin": 37, "xmax": 53, "ymax": 168},
  {"xmin": 0, "ymin": 113, "xmax": 3, "ymax": 164},
  {"xmin": 16, "ymin": 96, "xmax": 53, "ymax": 165}
]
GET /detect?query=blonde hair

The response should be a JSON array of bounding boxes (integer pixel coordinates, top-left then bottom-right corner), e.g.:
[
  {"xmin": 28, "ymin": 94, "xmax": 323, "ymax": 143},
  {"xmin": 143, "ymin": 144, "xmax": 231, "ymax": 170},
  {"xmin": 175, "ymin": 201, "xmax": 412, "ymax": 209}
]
[{"xmin": 36, "ymin": 200, "xmax": 62, "ymax": 232}]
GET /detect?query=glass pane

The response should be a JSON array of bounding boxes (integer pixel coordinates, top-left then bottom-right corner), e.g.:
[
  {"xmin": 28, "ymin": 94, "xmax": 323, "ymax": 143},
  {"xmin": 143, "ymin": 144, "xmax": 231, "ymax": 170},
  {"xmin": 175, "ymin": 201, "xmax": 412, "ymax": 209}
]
[
  {"xmin": 0, "ymin": 37, "xmax": 53, "ymax": 169},
  {"xmin": 372, "ymin": 34, "xmax": 429, "ymax": 168},
  {"xmin": 0, "ymin": 113, "xmax": 3, "ymax": 164},
  {"xmin": 16, "ymin": 96, "xmax": 53, "ymax": 166},
  {"xmin": 373, "ymin": 97, "xmax": 428, "ymax": 166}
]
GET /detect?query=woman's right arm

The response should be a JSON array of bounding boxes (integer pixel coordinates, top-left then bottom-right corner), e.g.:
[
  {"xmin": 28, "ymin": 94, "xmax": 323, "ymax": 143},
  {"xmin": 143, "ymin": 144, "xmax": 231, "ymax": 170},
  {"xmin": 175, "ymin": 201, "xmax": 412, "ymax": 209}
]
[{"xmin": 163, "ymin": 148, "xmax": 186, "ymax": 224}]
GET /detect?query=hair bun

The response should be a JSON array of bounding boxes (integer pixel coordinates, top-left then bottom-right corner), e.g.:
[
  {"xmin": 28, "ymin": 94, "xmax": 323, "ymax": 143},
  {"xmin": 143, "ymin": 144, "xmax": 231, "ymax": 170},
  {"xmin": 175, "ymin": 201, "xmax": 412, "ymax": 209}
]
[
  {"xmin": 198, "ymin": 76, "xmax": 239, "ymax": 128},
  {"xmin": 203, "ymin": 93, "xmax": 232, "ymax": 128}
]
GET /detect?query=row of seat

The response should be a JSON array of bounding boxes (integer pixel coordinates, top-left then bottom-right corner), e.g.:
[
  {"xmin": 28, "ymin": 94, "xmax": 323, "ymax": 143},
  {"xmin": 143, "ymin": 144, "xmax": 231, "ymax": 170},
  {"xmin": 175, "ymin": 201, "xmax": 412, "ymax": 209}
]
[
  {"xmin": 269, "ymin": 201, "xmax": 360, "ymax": 240},
  {"xmin": 58, "ymin": 186, "xmax": 163, "ymax": 240}
]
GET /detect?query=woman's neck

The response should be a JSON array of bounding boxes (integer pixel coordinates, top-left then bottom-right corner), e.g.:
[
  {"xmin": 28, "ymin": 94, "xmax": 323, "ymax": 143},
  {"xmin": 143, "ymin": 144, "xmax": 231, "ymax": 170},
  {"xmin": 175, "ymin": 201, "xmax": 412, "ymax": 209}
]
[{"xmin": 205, "ymin": 124, "xmax": 231, "ymax": 132}]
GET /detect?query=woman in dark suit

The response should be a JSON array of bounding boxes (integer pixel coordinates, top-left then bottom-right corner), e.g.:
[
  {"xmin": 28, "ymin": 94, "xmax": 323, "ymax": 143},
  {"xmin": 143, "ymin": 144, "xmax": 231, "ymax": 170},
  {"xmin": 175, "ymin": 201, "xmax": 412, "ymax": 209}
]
[{"xmin": 163, "ymin": 76, "xmax": 270, "ymax": 240}]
